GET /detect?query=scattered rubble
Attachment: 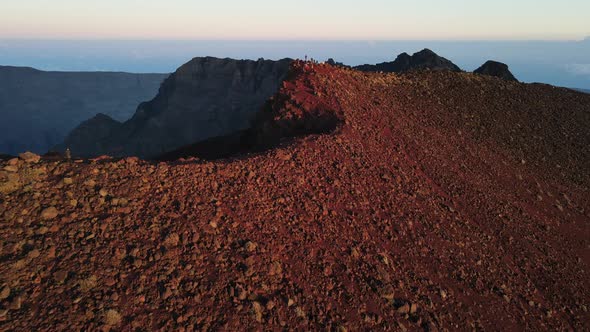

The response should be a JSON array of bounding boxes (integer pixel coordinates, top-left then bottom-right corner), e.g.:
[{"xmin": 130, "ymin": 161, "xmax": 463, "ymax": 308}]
[{"xmin": 0, "ymin": 61, "xmax": 589, "ymax": 330}]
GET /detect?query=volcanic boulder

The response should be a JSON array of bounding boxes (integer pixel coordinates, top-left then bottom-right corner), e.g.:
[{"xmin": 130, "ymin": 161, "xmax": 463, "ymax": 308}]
[{"xmin": 474, "ymin": 60, "xmax": 518, "ymax": 82}]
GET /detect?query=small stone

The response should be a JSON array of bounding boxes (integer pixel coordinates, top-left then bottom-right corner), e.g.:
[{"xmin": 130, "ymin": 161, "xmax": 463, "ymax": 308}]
[
  {"xmin": 19, "ymin": 152, "xmax": 41, "ymax": 163},
  {"xmin": 104, "ymin": 309, "xmax": 122, "ymax": 326},
  {"xmin": 28, "ymin": 249, "xmax": 41, "ymax": 259},
  {"xmin": 54, "ymin": 270, "xmax": 68, "ymax": 283},
  {"xmin": 381, "ymin": 286, "xmax": 395, "ymax": 301},
  {"xmin": 84, "ymin": 179, "xmax": 96, "ymax": 187},
  {"xmin": 3, "ymin": 165, "xmax": 18, "ymax": 173},
  {"xmin": 0, "ymin": 286, "xmax": 10, "ymax": 300},
  {"xmin": 269, "ymin": 261, "xmax": 282, "ymax": 276},
  {"xmin": 252, "ymin": 301, "xmax": 263, "ymax": 322},
  {"xmin": 244, "ymin": 241, "xmax": 257, "ymax": 252},
  {"xmin": 396, "ymin": 303, "xmax": 410, "ymax": 314},
  {"xmin": 63, "ymin": 177, "xmax": 73, "ymax": 185},
  {"xmin": 99, "ymin": 189, "xmax": 108, "ymax": 197},
  {"xmin": 295, "ymin": 306, "xmax": 305, "ymax": 318},
  {"xmin": 47, "ymin": 246, "xmax": 56, "ymax": 258},
  {"xmin": 410, "ymin": 303, "xmax": 418, "ymax": 314},
  {"xmin": 79, "ymin": 275, "xmax": 98, "ymax": 292},
  {"xmin": 9, "ymin": 296, "xmax": 22, "ymax": 310},
  {"xmin": 161, "ymin": 287, "xmax": 173, "ymax": 300},
  {"xmin": 36, "ymin": 227, "xmax": 49, "ymax": 235},
  {"xmin": 164, "ymin": 233, "xmax": 180, "ymax": 247},
  {"xmin": 266, "ymin": 300, "xmax": 275, "ymax": 310},
  {"xmin": 41, "ymin": 207, "xmax": 59, "ymax": 220}
]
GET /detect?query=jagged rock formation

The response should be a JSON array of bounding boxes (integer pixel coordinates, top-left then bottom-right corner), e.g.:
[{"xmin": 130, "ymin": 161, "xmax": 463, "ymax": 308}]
[
  {"xmin": 325, "ymin": 58, "xmax": 349, "ymax": 68},
  {"xmin": 59, "ymin": 57, "xmax": 292, "ymax": 158},
  {"xmin": 355, "ymin": 48, "xmax": 461, "ymax": 73},
  {"xmin": 2, "ymin": 62, "xmax": 589, "ymax": 331},
  {"xmin": 0, "ymin": 66, "xmax": 167, "ymax": 155},
  {"xmin": 474, "ymin": 60, "xmax": 518, "ymax": 81}
]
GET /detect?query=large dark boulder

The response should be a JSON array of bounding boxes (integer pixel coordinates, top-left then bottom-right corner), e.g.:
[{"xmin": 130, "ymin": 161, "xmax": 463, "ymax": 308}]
[
  {"xmin": 355, "ymin": 49, "xmax": 461, "ymax": 73},
  {"xmin": 474, "ymin": 60, "xmax": 518, "ymax": 82}
]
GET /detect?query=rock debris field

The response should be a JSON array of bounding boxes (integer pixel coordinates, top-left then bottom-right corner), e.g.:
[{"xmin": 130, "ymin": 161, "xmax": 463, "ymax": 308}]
[{"xmin": 1, "ymin": 62, "xmax": 590, "ymax": 330}]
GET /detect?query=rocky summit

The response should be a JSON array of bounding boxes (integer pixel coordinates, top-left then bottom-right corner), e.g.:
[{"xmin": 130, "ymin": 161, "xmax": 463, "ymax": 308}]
[
  {"xmin": 57, "ymin": 57, "xmax": 292, "ymax": 159},
  {"xmin": 474, "ymin": 60, "xmax": 519, "ymax": 82},
  {"xmin": 1, "ymin": 61, "xmax": 589, "ymax": 331},
  {"xmin": 355, "ymin": 48, "xmax": 462, "ymax": 73}
]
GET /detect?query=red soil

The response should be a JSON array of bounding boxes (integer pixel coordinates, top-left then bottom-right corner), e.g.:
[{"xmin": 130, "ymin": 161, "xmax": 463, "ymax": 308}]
[{"xmin": 1, "ymin": 62, "xmax": 589, "ymax": 331}]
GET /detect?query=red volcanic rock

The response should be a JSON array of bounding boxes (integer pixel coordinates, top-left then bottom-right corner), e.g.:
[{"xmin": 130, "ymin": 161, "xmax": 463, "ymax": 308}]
[
  {"xmin": 0, "ymin": 61, "xmax": 589, "ymax": 331},
  {"xmin": 18, "ymin": 151, "xmax": 41, "ymax": 163}
]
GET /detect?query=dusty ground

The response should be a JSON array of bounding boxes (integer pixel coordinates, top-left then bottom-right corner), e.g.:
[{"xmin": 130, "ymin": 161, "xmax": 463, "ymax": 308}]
[{"xmin": 1, "ymin": 62, "xmax": 589, "ymax": 331}]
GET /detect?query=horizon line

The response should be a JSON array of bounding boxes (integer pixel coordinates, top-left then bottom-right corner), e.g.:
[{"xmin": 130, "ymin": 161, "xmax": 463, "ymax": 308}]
[{"xmin": 0, "ymin": 37, "xmax": 588, "ymax": 42}]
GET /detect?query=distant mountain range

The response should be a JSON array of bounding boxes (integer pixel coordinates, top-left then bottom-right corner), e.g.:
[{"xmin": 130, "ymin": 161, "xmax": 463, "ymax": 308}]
[
  {"xmin": 1, "ymin": 50, "xmax": 523, "ymax": 157},
  {"xmin": 59, "ymin": 51, "xmax": 521, "ymax": 159},
  {"xmin": 0, "ymin": 66, "xmax": 167, "ymax": 155},
  {"xmin": 574, "ymin": 88, "xmax": 590, "ymax": 94}
]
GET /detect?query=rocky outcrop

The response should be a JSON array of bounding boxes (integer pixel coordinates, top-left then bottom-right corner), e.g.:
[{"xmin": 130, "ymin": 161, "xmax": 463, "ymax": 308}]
[
  {"xmin": 59, "ymin": 57, "xmax": 292, "ymax": 158},
  {"xmin": 159, "ymin": 61, "xmax": 343, "ymax": 160},
  {"xmin": 474, "ymin": 60, "xmax": 518, "ymax": 81},
  {"xmin": 325, "ymin": 58, "xmax": 349, "ymax": 68},
  {"xmin": 0, "ymin": 66, "xmax": 167, "ymax": 155},
  {"xmin": 355, "ymin": 49, "xmax": 461, "ymax": 73},
  {"xmin": 56, "ymin": 113, "xmax": 122, "ymax": 155}
]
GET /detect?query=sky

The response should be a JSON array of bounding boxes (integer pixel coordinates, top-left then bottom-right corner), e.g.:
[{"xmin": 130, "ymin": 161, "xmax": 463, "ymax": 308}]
[{"xmin": 1, "ymin": 0, "xmax": 589, "ymax": 40}]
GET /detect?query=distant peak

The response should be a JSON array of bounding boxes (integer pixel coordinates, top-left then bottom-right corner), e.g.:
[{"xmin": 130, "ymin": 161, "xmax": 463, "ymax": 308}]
[
  {"xmin": 92, "ymin": 113, "xmax": 115, "ymax": 120},
  {"xmin": 415, "ymin": 48, "xmax": 436, "ymax": 55},
  {"xmin": 474, "ymin": 60, "xmax": 518, "ymax": 82},
  {"xmin": 355, "ymin": 48, "xmax": 461, "ymax": 73}
]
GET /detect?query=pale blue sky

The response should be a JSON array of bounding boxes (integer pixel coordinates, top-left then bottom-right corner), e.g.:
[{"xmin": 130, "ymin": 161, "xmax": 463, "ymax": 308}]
[{"xmin": 1, "ymin": 0, "xmax": 589, "ymax": 39}]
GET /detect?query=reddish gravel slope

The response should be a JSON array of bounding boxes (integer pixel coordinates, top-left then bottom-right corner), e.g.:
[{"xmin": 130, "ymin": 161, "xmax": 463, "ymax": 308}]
[{"xmin": 1, "ymin": 62, "xmax": 589, "ymax": 331}]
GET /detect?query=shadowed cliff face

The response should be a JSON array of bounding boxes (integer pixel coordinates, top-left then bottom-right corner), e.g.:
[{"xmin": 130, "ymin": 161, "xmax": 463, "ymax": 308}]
[
  {"xmin": 59, "ymin": 57, "xmax": 292, "ymax": 158},
  {"xmin": 355, "ymin": 49, "xmax": 462, "ymax": 73},
  {"xmin": 0, "ymin": 66, "xmax": 167, "ymax": 155}
]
